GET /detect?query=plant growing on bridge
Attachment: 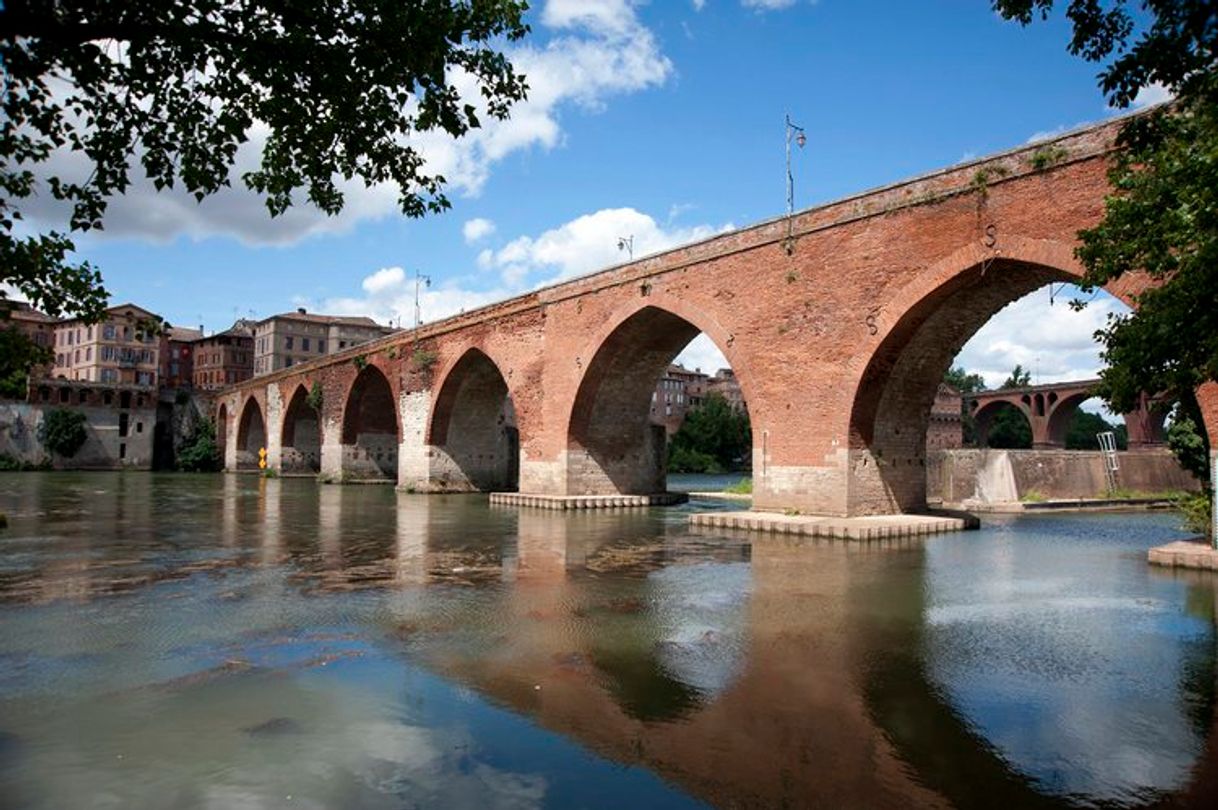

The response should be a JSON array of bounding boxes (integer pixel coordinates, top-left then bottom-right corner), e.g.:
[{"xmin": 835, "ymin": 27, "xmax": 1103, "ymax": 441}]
[
  {"xmin": 0, "ymin": 0, "xmax": 530, "ymax": 350},
  {"xmin": 306, "ymin": 382, "xmax": 324, "ymax": 414},
  {"xmin": 412, "ymin": 348, "xmax": 439, "ymax": 372},
  {"xmin": 352, "ymin": 355, "xmax": 369, "ymax": 372},
  {"xmin": 1029, "ymin": 145, "xmax": 1069, "ymax": 170},
  {"xmin": 37, "ymin": 409, "xmax": 87, "ymax": 459},
  {"xmin": 994, "ymin": 0, "xmax": 1216, "ymax": 488}
]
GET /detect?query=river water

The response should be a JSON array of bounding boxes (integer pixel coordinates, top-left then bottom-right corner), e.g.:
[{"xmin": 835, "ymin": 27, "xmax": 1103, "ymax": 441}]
[{"xmin": 0, "ymin": 473, "xmax": 1214, "ymax": 809}]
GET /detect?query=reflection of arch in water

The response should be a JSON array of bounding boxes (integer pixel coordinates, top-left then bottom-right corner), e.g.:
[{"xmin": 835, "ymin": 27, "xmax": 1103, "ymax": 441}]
[
  {"xmin": 280, "ymin": 384, "xmax": 321, "ymax": 473},
  {"xmin": 427, "ymin": 348, "xmax": 519, "ymax": 492},
  {"xmin": 340, "ymin": 365, "xmax": 399, "ymax": 481},
  {"xmin": 859, "ymin": 542, "xmax": 1218, "ymax": 807}
]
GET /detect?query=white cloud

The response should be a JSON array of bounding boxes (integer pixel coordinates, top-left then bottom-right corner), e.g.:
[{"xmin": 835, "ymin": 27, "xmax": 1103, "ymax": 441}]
[
  {"xmin": 742, "ymin": 0, "xmax": 799, "ymax": 10},
  {"xmin": 954, "ymin": 284, "xmax": 1129, "ymax": 397},
  {"xmin": 692, "ymin": 0, "xmax": 707, "ymax": 10},
  {"xmin": 1130, "ymin": 82, "xmax": 1173, "ymax": 110},
  {"xmin": 675, "ymin": 332, "xmax": 729, "ymax": 374},
  {"xmin": 477, "ymin": 207, "xmax": 732, "ymax": 287},
  {"xmin": 463, "ymin": 218, "xmax": 496, "ymax": 243},
  {"xmin": 22, "ymin": 1, "xmax": 673, "ymax": 246}
]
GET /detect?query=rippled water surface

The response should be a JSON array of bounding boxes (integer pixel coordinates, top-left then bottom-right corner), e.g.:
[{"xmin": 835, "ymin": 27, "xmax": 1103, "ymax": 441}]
[{"xmin": 0, "ymin": 473, "xmax": 1215, "ymax": 809}]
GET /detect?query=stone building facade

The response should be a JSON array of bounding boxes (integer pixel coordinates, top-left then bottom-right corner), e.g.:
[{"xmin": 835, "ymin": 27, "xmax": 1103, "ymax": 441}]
[
  {"xmin": 194, "ymin": 320, "xmax": 255, "ymax": 390},
  {"xmin": 159, "ymin": 325, "xmax": 203, "ymax": 389},
  {"xmin": 926, "ymin": 383, "xmax": 964, "ymax": 451},
  {"xmin": 252, "ymin": 309, "xmax": 396, "ymax": 376},
  {"xmin": 50, "ymin": 303, "xmax": 161, "ymax": 386}
]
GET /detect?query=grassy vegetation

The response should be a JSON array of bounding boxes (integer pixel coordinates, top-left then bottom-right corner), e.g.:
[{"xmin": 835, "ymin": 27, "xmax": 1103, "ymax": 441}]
[
  {"xmin": 724, "ymin": 477, "xmax": 753, "ymax": 495},
  {"xmin": 1020, "ymin": 489, "xmax": 1048, "ymax": 503},
  {"xmin": 1172, "ymin": 492, "xmax": 1213, "ymax": 539}
]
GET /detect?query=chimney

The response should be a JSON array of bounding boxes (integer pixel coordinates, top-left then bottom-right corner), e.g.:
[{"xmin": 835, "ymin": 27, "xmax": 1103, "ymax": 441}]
[{"xmin": 297, "ymin": 307, "xmax": 307, "ymax": 314}]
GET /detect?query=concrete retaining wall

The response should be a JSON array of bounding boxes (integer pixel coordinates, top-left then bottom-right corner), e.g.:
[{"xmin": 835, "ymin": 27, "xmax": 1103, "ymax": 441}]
[
  {"xmin": 929, "ymin": 448, "xmax": 1201, "ymax": 505},
  {"xmin": 0, "ymin": 399, "xmax": 157, "ymax": 469}
]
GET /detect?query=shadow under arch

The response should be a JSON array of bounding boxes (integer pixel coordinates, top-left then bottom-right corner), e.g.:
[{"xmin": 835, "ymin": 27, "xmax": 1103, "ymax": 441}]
[
  {"xmin": 341, "ymin": 365, "xmax": 399, "ymax": 480},
  {"xmin": 426, "ymin": 347, "xmax": 519, "ymax": 492},
  {"xmin": 565, "ymin": 302, "xmax": 752, "ymax": 496},
  {"xmin": 216, "ymin": 402, "xmax": 228, "ymax": 465},
  {"xmin": 281, "ymin": 383, "xmax": 321, "ymax": 473},
  {"xmin": 235, "ymin": 397, "xmax": 265, "ymax": 470}
]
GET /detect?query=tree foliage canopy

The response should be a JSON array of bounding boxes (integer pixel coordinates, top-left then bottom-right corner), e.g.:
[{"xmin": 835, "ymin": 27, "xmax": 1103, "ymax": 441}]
[
  {"xmin": 668, "ymin": 393, "xmax": 751, "ymax": 474},
  {"xmin": 993, "ymin": 0, "xmax": 1216, "ymax": 427},
  {"xmin": 0, "ymin": 0, "xmax": 530, "ymax": 320}
]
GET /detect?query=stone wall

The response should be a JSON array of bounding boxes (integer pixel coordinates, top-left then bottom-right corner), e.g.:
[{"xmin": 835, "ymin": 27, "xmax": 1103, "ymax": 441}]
[
  {"xmin": 928, "ymin": 448, "xmax": 1201, "ymax": 505},
  {"xmin": 0, "ymin": 398, "xmax": 157, "ymax": 469}
]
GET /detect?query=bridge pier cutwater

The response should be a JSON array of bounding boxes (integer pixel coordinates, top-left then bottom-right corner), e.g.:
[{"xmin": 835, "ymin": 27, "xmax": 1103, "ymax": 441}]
[{"xmin": 217, "ymin": 115, "xmax": 1218, "ymax": 522}]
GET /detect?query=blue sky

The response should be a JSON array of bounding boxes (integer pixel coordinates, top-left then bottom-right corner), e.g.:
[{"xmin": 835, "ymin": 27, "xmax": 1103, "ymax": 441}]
[{"xmin": 34, "ymin": 0, "xmax": 1164, "ymax": 393}]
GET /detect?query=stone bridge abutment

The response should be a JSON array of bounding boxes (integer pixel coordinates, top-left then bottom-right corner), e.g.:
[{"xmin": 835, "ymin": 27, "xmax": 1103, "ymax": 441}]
[{"xmin": 216, "ymin": 115, "xmax": 1218, "ymax": 519}]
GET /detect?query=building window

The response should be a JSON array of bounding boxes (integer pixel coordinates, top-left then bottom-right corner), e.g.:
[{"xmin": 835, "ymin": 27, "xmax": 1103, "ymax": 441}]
[
  {"xmin": 74, "ymin": 349, "xmax": 80, "ymax": 363},
  {"xmin": 285, "ymin": 336, "xmax": 294, "ymax": 350},
  {"xmin": 103, "ymin": 324, "xmax": 116, "ymax": 340},
  {"xmin": 285, "ymin": 357, "xmax": 293, "ymax": 367},
  {"xmin": 302, "ymin": 337, "xmax": 310, "ymax": 351},
  {"xmin": 119, "ymin": 413, "xmax": 129, "ymax": 437},
  {"xmin": 119, "ymin": 442, "xmax": 126, "ymax": 460},
  {"xmin": 86, "ymin": 347, "xmax": 92, "ymax": 361},
  {"xmin": 318, "ymin": 340, "xmax": 325, "ymax": 353},
  {"xmin": 339, "ymin": 341, "xmax": 346, "ymax": 349},
  {"xmin": 136, "ymin": 421, "xmax": 143, "ymax": 434},
  {"xmin": 101, "ymin": 368, "xmax": 118, "ymax": 383}
]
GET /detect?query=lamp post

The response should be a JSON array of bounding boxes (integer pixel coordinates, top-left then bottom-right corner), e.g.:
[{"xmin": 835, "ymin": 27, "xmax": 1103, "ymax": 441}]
[
  {"xmin": 617, "ymin": 235, "xmax": 634, "ymax": 261},
  {"xmin": 785, "ymin": 114, "xmax": 807, "ymax": 254}
]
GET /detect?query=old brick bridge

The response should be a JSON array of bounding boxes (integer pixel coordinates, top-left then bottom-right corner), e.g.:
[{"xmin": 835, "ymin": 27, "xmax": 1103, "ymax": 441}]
[{"xmin": 219, "ymin": 115, "xmax": 1218, "ymax": 517}]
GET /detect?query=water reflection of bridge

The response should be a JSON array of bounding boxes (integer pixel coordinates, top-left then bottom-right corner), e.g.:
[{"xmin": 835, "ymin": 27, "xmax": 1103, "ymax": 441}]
[{"xmin": 246, "ymin": 482, "xmax": 1218, "ymax": 809}]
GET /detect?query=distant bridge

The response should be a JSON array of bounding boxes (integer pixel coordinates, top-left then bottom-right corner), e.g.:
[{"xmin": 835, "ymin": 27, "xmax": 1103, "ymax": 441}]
[
  {"xmin": 966, "ymin": 379, "xmax": 1166, "ymax": 449},
  {"xmin": 218, "ymin": 113, "xmax": 1218, "ymax": 517}
]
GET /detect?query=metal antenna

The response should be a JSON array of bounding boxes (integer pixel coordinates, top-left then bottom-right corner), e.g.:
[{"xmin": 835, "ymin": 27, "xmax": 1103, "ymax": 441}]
[{"xmin": 413, "ymin": 269, "xmax": 431, "ymax": 330}]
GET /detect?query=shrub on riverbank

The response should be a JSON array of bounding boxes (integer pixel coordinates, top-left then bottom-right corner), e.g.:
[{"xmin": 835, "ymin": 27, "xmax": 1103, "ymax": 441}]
[
  {"xmin": 177, "ymin": 420, "xmax": 222, "ymax": 472},
  {"xmin": 37, "ymin": 410, "xmax": 87, "ymax": 459},
  {"xmin": 0, "ymin": 453, "xmax": 51, "ymax": 472},
  {"xmin": 1174, "ymin": 492, "xmax": 1213, "ymax": 539}
]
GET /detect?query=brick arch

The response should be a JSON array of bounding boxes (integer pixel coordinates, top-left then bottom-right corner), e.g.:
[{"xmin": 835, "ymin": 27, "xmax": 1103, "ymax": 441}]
[
  {"xmin": 281, "ymin": 383, "xmax": 321, "ymax": 473},
  {"xmin": 235, "ymin": 395, "xmax": 266, "ymax": 471},
  {"xmin": 565, "ymin": 300, "xmax": 750, "ymax": 495},
  {"xmin": 971, "ymin": 399, "xmax": 1032, "ymax": 448},
  {"xmin": 846, "ymin": 238, "xmax": 1091, "ymax": 513},
  {"xmin": 340, "ymin": 364, "xmax": 399, "ymax": 480},
  {"xmin": 1044, "ymin": 390, "xmax": 1095, "ymax": 447},
  {"xmin": 426, "ymin": 347, "xmax": 519, "ymax": 491},
  {"xmin": 341, "ymin": 365, "xmax": 398, "ymax": 444}
]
